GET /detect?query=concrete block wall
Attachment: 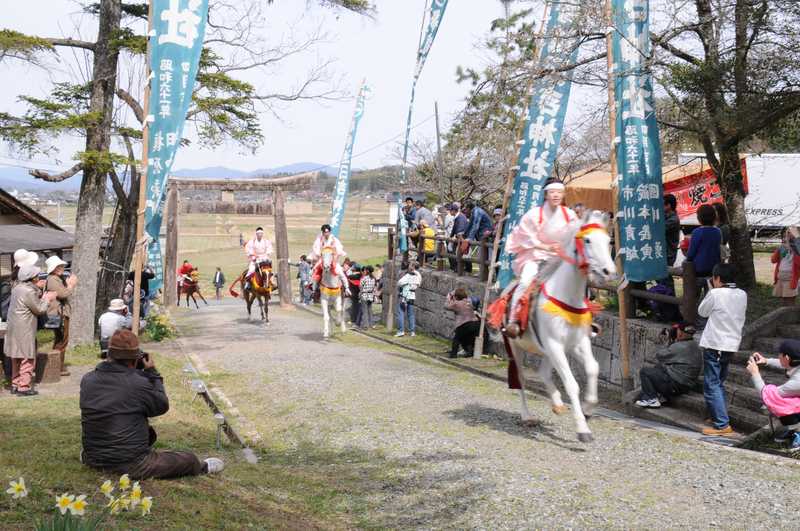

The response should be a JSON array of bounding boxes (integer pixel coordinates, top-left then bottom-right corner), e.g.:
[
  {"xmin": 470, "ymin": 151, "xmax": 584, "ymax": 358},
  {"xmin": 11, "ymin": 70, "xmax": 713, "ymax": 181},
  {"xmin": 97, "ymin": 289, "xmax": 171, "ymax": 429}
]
[{"xmin": 381, "ymin": 260, "xmax": 669, "ymax": 389}]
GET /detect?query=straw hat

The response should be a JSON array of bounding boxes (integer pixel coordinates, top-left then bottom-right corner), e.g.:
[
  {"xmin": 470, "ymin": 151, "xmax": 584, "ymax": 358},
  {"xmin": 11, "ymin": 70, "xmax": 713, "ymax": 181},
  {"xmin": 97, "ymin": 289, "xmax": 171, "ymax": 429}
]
[{"xmin": 108, "ymin": 299, "xmax": 127, "ymax": 312}]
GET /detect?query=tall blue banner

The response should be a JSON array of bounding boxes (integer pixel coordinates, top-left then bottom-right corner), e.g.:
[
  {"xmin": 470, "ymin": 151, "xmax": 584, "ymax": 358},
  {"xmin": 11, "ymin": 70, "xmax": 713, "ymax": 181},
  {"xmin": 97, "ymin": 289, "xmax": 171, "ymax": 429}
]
[
  {"xmin": 497, "ymin": 2, "xmax": 581, "ymax": 288},
  {"xmin": 330, "ymin": 80, "xmax": 370, "ymax": 237},
  {"xmin": 611, "ymin": 0, "xmax": 667, "ymax": 282},
  {"xmin": 143, "ymin": 0, "xmax": 209, "ymax": 291},
  {"xmin": 400, "ymin": 0, "xmax": 449, "ymax": 181}
]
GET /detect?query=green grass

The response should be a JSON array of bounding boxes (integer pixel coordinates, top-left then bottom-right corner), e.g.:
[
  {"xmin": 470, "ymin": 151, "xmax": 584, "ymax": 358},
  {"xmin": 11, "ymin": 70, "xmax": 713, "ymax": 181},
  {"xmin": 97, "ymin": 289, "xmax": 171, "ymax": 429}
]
[{"xmin": 0, "ymin": 341, "xmax": 385, "ymax": 529}]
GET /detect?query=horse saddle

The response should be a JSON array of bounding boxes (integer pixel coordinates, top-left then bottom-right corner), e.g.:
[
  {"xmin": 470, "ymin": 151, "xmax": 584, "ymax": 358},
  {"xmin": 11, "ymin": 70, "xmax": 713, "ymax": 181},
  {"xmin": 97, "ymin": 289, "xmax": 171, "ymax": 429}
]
[{"xmin": 486, "ymin": 282, "xmax": 538, "ymax": 332}]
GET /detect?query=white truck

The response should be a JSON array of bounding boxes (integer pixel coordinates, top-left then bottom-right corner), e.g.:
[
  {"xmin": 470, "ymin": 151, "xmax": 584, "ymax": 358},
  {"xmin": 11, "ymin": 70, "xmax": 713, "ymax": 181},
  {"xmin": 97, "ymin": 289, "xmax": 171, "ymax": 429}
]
[{"xmin": 678, "ymin": 153, "xmax": 800, "ymax": 229}]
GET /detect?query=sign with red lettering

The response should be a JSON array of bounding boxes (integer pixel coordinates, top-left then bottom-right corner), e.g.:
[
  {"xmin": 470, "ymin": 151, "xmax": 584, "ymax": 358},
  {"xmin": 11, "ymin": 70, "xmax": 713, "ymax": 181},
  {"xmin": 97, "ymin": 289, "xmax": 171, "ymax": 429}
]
[{"xmin": 664, "ymin": 159, "xmax": 748, "ymax": 222}]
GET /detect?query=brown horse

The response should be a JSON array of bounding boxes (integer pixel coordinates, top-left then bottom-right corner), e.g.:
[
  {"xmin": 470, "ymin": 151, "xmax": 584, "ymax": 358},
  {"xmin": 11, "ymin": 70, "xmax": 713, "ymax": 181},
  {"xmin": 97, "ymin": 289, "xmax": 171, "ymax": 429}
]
[
  {"xmin": 229, "ymin": 260, "xmax": 277, "ymax": 324},
  {"xmin": 179, "ymin": 270, "xmax": 209, "ymax": 309}
]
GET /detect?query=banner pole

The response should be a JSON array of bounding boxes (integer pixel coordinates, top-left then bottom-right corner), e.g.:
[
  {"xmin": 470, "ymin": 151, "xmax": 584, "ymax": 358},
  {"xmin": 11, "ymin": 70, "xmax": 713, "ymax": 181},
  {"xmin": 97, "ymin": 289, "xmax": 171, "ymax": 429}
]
[
  {"xmin": 473, "ymin": 4, "xmax": 551, "ymax": 358},
  {"xmin": 132, "ymin": 0, "xmax": 153, "ymax": 336},
  {"xmin": 606, "ymin": 0, "xmax": 633, "ymax": 394}
]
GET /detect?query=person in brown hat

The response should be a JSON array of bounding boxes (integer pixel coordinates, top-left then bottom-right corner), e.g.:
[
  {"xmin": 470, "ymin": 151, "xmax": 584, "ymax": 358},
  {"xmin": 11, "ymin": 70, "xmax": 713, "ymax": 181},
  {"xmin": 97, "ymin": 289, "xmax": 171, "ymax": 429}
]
[{"xmin": 79, "ymin": 330, "xmax": 224, "ymax": 479}]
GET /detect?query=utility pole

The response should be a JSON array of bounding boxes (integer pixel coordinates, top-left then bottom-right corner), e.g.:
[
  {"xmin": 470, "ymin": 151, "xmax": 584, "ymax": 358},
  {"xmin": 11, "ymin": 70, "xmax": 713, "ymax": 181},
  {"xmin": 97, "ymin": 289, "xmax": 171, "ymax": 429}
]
[{"xmin": 434, "ymin": 101, "xmax": 444, "ymax": 205}]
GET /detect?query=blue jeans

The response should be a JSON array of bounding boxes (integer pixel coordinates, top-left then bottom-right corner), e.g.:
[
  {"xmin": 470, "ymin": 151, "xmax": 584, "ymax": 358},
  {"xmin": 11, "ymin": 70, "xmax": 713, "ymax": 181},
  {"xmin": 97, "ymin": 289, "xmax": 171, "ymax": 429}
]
[
  {"xmin": 396, "ymin": 299, "xmax": 415, "ymax": 333},
  {"xmin": 703, "ymin": 349, "xmax": 732, "ymax": 429}
]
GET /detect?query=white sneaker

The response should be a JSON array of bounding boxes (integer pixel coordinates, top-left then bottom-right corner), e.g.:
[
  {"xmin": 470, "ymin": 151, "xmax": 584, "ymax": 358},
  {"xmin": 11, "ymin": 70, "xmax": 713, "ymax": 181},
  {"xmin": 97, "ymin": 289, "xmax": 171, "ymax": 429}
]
[
  {"xmin": 204, "ymin": 457, "xmax": 225, "ymax": 474},
  {"xmin": 634, "ymin": 398, "xmax": 661, "ymax": 408},
  {"xmin": 410, "ymin": 332, "xmax": 416, "ymax": 337},
  {"xmin": 394, "ymin": 332, "xmax": 405, "ymax": 337}
]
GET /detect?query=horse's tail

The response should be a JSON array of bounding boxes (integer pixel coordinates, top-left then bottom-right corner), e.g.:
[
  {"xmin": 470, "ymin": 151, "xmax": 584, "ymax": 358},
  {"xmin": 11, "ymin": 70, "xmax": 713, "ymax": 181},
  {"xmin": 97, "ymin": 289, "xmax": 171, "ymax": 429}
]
[{"xmin": 229, "ymin": 274, "xmax": 244, "ymax": 298}]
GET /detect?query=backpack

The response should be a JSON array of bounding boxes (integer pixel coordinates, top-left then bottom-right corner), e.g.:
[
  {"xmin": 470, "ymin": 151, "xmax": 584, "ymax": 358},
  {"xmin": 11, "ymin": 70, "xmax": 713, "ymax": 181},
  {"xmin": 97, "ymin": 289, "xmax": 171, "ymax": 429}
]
[
  {"xmin": 0, "ymin": 281, "xmax": 11, "ymax": 321},
  {"xmin": 647, "ymin": 283, "xmax": 682, "ymax": 322}
]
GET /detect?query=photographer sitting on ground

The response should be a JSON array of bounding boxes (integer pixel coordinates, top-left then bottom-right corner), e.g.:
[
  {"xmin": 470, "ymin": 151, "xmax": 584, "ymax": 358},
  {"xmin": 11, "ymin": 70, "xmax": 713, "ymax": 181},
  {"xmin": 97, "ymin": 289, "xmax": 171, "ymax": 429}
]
[
  {"xmin": 80, "ymin": 330, "xmax": 224, "ymax": 479},
  {"xmin": 635, "ymin": 322, "xmax": 701, "ymax": 408},
  {"xmin": 747, "ymin": 340, "xmax": 800, "ymax": 444}
]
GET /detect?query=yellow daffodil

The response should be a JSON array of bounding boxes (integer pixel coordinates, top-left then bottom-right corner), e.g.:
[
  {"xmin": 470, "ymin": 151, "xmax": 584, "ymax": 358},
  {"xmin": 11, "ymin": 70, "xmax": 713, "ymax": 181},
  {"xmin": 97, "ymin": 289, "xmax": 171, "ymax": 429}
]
[
  {"xmin": 119, "ymin": 474, "xmax": 131, "ymax": 490},
  {"xmin": 130, "ymin": 482, "xmax": 142, "ymax": 507},
  {"xmin": 140, "ymin": 496, "xmax": 153, "ymax": 516},
  {"xmin": 55, "ymin": 493, "xmax": 75, "ymax": 515},
  {"xmin": 6, "ymin": 478, "xmax": 27, "ymax": 499},
  {"xmin": 107, "ymin": 495, "xmax": 128, "ymax": 515},
  {"xmin": 69, "ymin": 494, "xmax": 88, "ymax": 516},
  {"xmin": 100, "ymin": 480, "xmax": 114, "ymax": 499}
]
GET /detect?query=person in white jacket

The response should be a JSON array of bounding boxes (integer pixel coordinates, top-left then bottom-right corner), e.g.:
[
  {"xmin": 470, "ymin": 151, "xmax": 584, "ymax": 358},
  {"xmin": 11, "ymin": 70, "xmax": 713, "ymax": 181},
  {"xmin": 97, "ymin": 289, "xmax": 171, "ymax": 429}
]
[
  {"xmin": 697, "ymin": 263, "xmax": 747, "ymax": 436},
  {"xmin": 395, "ymin": 262, "xmax": 422, "ymax": 337},
  {"xmin": 244, "ymin": 227, "xmax": 273, "ymax": 278}
]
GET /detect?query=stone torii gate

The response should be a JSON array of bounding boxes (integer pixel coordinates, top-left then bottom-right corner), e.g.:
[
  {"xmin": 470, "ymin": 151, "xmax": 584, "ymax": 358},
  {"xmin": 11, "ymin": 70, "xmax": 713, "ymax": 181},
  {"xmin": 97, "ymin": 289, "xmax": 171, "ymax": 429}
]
[{"xmin": 163, "ymin": 172, "xmax": 318, "ymax": 308}]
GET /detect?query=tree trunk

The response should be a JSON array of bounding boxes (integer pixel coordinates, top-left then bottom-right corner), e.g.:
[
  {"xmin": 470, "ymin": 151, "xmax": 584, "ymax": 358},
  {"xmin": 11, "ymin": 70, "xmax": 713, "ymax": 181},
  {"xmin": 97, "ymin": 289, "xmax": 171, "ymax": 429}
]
[
  {"xmin": 718, "ymin": 145, "xmax": 757, "ymax": 289},
  {"xmin": 69, "ymin": 0, "xmax": 122, "ymax": 346},
  {"xmin": 163, "ymin": 185, "xmax": 179, "ymax": 307},
  {"xmin": 273, "ymin": 189, "xmax": 293, "ymax": 308}
]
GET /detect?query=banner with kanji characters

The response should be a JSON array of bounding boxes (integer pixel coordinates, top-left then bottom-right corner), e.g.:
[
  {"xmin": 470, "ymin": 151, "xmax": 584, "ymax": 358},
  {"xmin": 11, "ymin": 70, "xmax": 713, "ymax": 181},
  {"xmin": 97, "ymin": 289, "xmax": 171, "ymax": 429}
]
[
  {"xmin": 611, "ymin": 0, "xmax": 667, "ymax": 282},
  {"xmin": 497, "ymin": 1, "xmax": 581, "ymax": 288},
  {"xmin": 400, "ymin": 0, "xmax": 449, "ymax": 181},
  {"xmin": 143, "ymin": 0, "xmax": 209, "ymax": 291},
  {"xmin": 330, "ymin": 80, "xmax": 370, "ymax": 237}
]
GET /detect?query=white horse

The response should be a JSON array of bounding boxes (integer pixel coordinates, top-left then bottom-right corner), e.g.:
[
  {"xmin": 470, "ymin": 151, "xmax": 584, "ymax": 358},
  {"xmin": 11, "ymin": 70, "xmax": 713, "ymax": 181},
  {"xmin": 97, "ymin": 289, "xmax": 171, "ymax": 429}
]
[
  {"xmin": 506, "ymin": 210, "xmax": 618, "ymax": 443},
  {"xmin": 316, "ymin": 246, "xmax": 350, "ymax": 339}
]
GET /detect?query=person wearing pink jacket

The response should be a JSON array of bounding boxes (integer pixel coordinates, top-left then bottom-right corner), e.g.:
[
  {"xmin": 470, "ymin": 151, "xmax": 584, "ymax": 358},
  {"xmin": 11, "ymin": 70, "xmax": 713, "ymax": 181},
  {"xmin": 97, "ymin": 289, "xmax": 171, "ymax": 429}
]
[
  {"xmin": 245, "ymin": 227, "xmax": 274, "ymax": 278},
  {"xmin": 504, "ymin": 178, "xmax": 577, "ymax": 338}
]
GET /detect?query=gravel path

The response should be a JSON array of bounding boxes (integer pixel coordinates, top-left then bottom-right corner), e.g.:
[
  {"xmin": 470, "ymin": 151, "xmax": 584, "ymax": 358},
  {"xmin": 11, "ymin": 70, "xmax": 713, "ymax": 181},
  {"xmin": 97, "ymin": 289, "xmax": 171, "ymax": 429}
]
[{"xmin": 172, "ymin": 300, "xmax": 799, "ymax": 529}]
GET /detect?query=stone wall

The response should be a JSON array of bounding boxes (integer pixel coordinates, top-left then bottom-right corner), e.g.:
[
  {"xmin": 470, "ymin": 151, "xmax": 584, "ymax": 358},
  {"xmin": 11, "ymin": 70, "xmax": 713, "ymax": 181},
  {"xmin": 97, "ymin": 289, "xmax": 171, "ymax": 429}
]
[{"xmin": 381, "ymin": 260, "xmax": 669, "ymax": 389}]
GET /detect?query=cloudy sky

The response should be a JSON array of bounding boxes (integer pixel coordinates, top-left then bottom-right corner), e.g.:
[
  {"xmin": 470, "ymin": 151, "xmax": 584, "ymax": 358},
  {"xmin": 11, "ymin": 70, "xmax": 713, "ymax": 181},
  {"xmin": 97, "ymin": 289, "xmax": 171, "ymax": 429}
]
[{"xmin": 0, "ymin": 0, "xmax": 519, "ymax": 173}]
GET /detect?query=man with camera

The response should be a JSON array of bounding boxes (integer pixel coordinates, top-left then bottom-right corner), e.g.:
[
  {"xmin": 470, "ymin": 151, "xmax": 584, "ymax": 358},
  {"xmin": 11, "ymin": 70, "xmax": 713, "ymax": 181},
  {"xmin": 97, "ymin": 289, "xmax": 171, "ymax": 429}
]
[
  {"xmin": 80, "ymin": 330, "xmax": 224, "ymax": 479},
  {"xmin": 635, "ymin": 323, "xmax": 701, "ymax": 408}
]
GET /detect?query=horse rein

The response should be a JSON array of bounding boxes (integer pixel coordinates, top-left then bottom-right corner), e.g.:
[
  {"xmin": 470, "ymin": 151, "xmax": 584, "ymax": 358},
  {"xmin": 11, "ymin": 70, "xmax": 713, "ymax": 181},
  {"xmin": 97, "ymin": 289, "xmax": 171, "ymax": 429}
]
[{"xmin": 555, "ymin": 223, "xmax": 606, "ymax": 275}]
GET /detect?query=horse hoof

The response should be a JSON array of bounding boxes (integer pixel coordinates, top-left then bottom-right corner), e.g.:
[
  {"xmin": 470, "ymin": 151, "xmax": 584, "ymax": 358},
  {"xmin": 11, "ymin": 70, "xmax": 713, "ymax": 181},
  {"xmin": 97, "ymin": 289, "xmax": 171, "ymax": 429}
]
[
  {"xmin": 551, "ymin": 404, "xmax": 569, "ymax": 415},
  {"xmin": 577, "ymin": 432, "xmax": 594, "ymax": 443},
  {"xmin": 519, "ymin": 418, "xmax": 541, "ymax": 428}
]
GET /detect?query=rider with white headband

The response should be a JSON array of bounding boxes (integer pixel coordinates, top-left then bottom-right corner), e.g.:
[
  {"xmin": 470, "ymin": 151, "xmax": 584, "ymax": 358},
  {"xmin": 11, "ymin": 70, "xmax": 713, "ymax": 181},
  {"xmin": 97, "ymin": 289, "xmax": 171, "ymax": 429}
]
[
  {"xmin": 309, "ymin": 224, "xmax": 346, "ymax": 263},
  {"xmin": 245, "ymin": 227, "xmax": 274, "ymax": 278},
  {"xmin": 504, "ymin": 177, "xmax": 578, "ymax": 338}
]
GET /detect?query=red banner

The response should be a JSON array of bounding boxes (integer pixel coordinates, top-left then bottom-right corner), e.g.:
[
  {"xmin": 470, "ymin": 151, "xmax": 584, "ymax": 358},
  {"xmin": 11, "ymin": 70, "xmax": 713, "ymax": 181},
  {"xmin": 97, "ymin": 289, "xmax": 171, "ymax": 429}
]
[{"xmin": 664, "ymin": 159, "xmax": 748, "ymax": 220}]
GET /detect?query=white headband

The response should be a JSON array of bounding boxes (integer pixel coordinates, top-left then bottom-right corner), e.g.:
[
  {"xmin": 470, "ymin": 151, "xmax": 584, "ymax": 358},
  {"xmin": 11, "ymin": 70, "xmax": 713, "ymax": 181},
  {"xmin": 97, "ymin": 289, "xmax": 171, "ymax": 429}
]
[
  {"xmin": 543, "ymin": 182, "xmax": 565, "ymax": 192},
  {"xmin": 256, "ymin": 229, "xmax": 264, "ymax": 234}
]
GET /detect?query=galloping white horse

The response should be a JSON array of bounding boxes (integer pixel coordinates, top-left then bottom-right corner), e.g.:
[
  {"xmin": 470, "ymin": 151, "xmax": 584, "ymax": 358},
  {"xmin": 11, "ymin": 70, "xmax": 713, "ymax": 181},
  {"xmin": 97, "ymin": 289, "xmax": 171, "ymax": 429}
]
[
  {"xmin": 506, "ymin": 210, "xmax": 617, "ymax": 443},
  {"xmin": 315, "ymin": 246, "xmax": 350, "ymax": 338}
]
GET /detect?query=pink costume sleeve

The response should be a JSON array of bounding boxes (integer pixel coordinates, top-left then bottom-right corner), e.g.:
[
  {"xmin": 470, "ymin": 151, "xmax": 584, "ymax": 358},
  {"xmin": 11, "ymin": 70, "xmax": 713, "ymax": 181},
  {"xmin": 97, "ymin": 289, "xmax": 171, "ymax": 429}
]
[
  {"xmin": 245, "ymin": 239, "xmax": 255, "ymax": 259},
  {"xmin": 310, "ymin": 236, "xmax": 323, "ymax": 259},
  {"xmin": 505, "ymin": 208, "xmax": 546, "ymax": 274},
  {"xmin": 334, "ymin": 236, "xmax": 346, "ymax": 257}
]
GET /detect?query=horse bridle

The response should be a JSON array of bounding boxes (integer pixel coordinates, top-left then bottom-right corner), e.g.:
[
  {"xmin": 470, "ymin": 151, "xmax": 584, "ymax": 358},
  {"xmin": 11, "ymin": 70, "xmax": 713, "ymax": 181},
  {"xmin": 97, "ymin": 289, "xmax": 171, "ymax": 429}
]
[{"xmin": 556, "ymin": 223, "xmax": 606, "ymax": 276}]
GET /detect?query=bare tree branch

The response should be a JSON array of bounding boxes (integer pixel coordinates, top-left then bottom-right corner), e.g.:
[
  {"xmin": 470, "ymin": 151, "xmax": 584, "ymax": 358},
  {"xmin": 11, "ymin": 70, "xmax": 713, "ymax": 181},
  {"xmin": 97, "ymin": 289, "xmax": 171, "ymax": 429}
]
[
  {"xmin": 46, "ymin": 37, "xmax": 96, "ymax": 52},
  {"xmin": 115, "ymin": 87, "xmax": 144, "ymax": 124},
  {"xmin": 29, "ymin": 163, "xmax": 83, "ymax": 182}
]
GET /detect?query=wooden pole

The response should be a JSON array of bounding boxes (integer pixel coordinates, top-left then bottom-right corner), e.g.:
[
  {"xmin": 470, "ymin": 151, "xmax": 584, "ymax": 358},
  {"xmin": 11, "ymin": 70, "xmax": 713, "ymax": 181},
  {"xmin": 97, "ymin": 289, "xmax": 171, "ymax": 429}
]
[
  {"xmin": 163, "ymin": 183, "xmax": 178, "ymax": 307},
  {"xmin": 434, "ymin": 101, "xmax": 444, "ymax": 205},
  {"xmin": 606, "ymin": 0, "xmax": 634, "ymax": 394},
  {"xmin": 472, "ymin": 5, "xmax": 549, "ymax": 358},
  {"xmin": 131, "ymin": 0, "xmax": 153, "ymax": 336},
  {"xmin": 273, "ymin": 189, "xmax": 293, "ymax": 309}
]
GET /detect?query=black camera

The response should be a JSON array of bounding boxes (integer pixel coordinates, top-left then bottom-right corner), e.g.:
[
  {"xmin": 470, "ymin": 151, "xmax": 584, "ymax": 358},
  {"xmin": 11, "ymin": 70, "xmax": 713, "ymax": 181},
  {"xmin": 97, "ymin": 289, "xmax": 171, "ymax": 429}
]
[{"xmin": 134, "ymin": 351, "xmax": 150, "ymax": 370}]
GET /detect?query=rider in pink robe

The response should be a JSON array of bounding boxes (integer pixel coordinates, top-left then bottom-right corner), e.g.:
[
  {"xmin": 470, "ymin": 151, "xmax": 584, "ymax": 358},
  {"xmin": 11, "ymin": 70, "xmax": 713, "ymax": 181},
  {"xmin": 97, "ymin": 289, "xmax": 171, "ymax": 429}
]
[
  {"xmin": 309, "ymin": 224, "xmax": 346, "ymax": 262},
  {"xmin": 504, "ymin": 178, "xmax": 577, "ymax": 338},
  {"xmin": 245, "ymin": 227, "xmax": 274, "ymax": 278}
]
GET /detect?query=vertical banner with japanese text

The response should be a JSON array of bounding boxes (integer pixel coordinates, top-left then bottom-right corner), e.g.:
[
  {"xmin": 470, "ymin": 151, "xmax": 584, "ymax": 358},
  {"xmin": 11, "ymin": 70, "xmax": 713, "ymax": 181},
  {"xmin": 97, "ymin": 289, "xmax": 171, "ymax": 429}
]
[
  {"xmin": 400, "ymin": 0, "xmax": 449, "ymax": 182},
  {"xmin": 330, "ymin": 80, "xmax": 370, "ymax": 237},
  {"xmin": 497, "ymin": 2, "xmax": 580, "ymax": 288},
  {"xmin": 611, "ymin": 0, "xmax": 667, "ymax": 282},
  {"xmin": 144, "ymin": 0, "xmax": 209, "ymax": 291}
]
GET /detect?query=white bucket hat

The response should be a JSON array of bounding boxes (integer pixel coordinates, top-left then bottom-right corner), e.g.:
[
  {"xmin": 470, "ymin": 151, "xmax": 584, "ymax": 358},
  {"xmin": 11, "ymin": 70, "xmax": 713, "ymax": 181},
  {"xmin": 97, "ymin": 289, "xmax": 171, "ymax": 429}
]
[
  {"xmin": 108, "ymin": 299, "xmax": 127, "ymax": 312},
  {"xmin": 45, "ymin": 255, "xmax": 68, "ymax": 275},
  {"xmin": 13, "ymin": 249, "xmax": 39, "ymax": 268},
  {"xmin": 18, "ymin": 264, "xmax": 41, "ymax": 282}
]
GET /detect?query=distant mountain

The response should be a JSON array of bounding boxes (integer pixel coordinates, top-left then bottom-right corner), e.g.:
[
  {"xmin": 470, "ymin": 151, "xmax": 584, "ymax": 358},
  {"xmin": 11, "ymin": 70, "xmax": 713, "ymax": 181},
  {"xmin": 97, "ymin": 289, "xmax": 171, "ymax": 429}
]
[
  {"xmin": 172, "ymin": 162, "xmax": 338, "ymax": 179},
  {"xmin": 170, "ymin": 166, "xmax": 250, "ymax": 179}
]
